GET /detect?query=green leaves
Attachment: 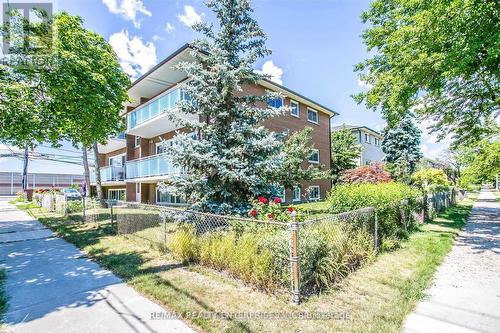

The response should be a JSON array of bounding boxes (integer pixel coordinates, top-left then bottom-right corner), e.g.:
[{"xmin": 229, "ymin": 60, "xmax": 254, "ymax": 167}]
[
  {"xmin": 330, "ymin": 127, "xmax": 362, "ymax": 183},
  {"xmin": 356, "ymin": 0, "xmax": 500, "ymax": 146}
]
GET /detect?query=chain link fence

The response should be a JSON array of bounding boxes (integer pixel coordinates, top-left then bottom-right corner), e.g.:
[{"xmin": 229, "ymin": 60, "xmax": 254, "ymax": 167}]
[{"xmin": 30, "ymin": 188, "xmax": 460, "ymax": 304}]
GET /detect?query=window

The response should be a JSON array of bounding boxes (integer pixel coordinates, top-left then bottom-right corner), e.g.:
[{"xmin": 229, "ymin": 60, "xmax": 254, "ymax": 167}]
[
  {"xmin": 156, "ymin": 140, "xmax": 173, "ymax": 154},
  {"xmin": 307, "ymin": 108, "xmax": 318, "ymax": 124},
  {"xmin": 267, "ymin": 96, "xmax": 283, "ymax": 108},
  {"xmin": 156, "ymin": 188, "xmax": 186, "ymax": 205},
  {"xmin": 108, "ymin": 189, "xmax": 125, "ymax": 201},
  {"xmin": 308, "ymin": 149, "xmax": 320, "ymax": 164},
  {"xmin": 364, "ymin": 133, "xmax": 371, "ymax": 144},
  {"xmin": 275, "ymin": 186, "xmax": 286, "ymax": 202},
  {"xmin": 290, "ymin": 100, "xmax": 300, "ymax": 117},
  {"xmin": 135, "ymin": 136, "xmax": 141, "ymax": 147},
  {"xmin": 308, "ymin": 186, "xmax": 320, "ymax": 201},
  {"xmin": 374, "ymin": 137, "xmax": 380, "ymax": 146},
  {"xmin": 292, "ymin": 187, "xmax": 301, "ymax": 202}
]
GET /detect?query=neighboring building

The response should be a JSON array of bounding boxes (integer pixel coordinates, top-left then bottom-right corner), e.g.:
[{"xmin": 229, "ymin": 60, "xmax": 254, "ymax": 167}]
[
  {"xmin": 92, "ymin": 44, "xmax": 338, "ymax": 204},
  {"xmin": 332, "ymin": 125, "xmax": 385, "ymax": 166},
  {"xmin": 0, "ymin": 172, "xmax": 84, "ymax": 196}
]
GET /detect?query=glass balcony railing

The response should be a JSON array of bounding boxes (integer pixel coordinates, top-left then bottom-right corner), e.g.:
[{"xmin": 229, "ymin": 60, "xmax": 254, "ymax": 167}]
[
  {"xmin": 125, "ymin": 153, "xmax": 183, "ymax": 179},
  {"xmin": 90, "ymin": 166, "xmax": 126, "ymax": 183},
  {"xmin": 127, "ymin": 87, "xmax": 190, "ymax": 130}
]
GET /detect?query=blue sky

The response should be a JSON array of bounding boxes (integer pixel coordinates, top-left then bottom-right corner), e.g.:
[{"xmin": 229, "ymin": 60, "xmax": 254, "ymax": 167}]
[{"xmin": 0, "ymin": 0, "xmax": 449, "ymax": 174}]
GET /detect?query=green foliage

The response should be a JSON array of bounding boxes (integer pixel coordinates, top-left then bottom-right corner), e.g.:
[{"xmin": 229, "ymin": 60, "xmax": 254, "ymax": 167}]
[
  {"xmin": 327, "ymin": 183, "xmax": 420, "ymax": 242},
  {"xmin": 412, "ymin": 168, "xmax": 451, "ymax": 194},
  {"xmin": 382, "ymin": 113, "xmax": 423, "ymax": 181},
  {"xmin": 66, "ymin": 200, "xmax": 83, "ymax": 213},
  {"xmin": 45, "ymin": 13, "xmax": 130, "ymax": 147},
  {"xmin": 459, "ymin": 140, "xmax": 500, "ymax": 186},
  {"xmin": 0, "ymin": 12, "xmax": 129, "ymax": 151},
  {"xmin": 273, "ymin": 127, "xmax": 326, "ymax": 190},
  {"xmin": 355, "ymin": 0, "xmax": 499, "ymax": 147},
  {"xmin": 330, "ymin": 127, "xmax": 362, "ymax": 183}
]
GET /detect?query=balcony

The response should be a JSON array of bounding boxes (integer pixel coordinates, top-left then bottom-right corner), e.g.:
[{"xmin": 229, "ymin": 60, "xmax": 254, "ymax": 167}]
[
  {"xmin": 125, "ymin": 87, "xmax": 198, "ymax": 138},
  {"xmin": 125, "ymin": 153, "xmax": 184, "ymax": 182},
  {"xmin": 90, "ymin": 166, "xmax": 126, "ymax": 184},
  {"xmin": 97, "ymin": 132, "xmax": 126, "ymax": 154}
]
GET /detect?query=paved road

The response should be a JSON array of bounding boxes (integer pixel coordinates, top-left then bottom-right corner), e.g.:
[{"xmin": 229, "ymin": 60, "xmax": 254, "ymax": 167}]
[
  {"xmin": 404, "ymin": 189, "xmax": 500, "ymax": 333},
  {"xmin": 0, "ymin": 197, "xmax": 194, "ymax": 333}
]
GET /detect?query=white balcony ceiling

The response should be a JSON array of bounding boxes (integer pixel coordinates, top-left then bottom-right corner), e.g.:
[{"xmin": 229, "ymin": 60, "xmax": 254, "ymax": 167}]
[
  {"xmin": 126, "ymin": 111, "xmax": 198, "ymax": 138},
  {"xmin": 125, "ymin": 46, "xmax": 193, "ymax": 110},
  {"xmin": 97, "ymin": 138, "xmax": 126, "ymax": 154}
]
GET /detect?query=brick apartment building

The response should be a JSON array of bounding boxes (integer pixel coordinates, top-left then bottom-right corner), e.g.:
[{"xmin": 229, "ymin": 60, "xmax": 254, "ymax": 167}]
[{"xmin": 91, "ymin": 44, "xmax": 337, "ymax": 205}]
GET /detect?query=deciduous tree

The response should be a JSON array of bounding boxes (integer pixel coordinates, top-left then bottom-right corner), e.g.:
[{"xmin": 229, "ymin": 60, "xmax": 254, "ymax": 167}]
[{"xmin": 355, "ymin": 0, "xmax": 500, "ymax": 147}]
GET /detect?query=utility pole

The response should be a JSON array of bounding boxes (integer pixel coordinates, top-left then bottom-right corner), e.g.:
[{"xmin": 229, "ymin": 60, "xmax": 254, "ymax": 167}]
[{"xmin": 21, "ymin": 146, "xmax": 29, "ymax": 192}]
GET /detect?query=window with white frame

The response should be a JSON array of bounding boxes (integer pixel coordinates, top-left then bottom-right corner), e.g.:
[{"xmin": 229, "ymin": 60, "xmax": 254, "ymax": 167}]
[
  {"xmin": 365, "ymin": 133, "xmax": 371, "ymax": 143},
  {"xmin": 108, "ymin": 189, "xmax": 125, "ymax": 201},
  {"xmin": 374, "ymin": 137, "xmax": 380, "ymax": 146},
  {"xmin": 292, "ymin": 186, "xmax": 301, "ymax": 202},
  {"xmin": 308, "ymin": 149, "xmax": 320, "ymax": 164},
  {"xmin": 156, "ymin": 188, "xmax": 185, "ymax": 205},
  {"xmin": 135, "ymin": 135, "xmax": 141, "ymax": 147},
  {"xmin": 308, "ymin": 186, "xmax": 320, "ymax": 201},
  {"xmin": 307, "ymin": 108, "xmax": 319, "ymax": 124},
  {"xmin": 290, "ymin": 100, "xmax": 300, "ymax": 117}
]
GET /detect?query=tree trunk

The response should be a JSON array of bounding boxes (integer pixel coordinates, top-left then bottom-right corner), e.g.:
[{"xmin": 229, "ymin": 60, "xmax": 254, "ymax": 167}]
[
  {"xmin": 21, "ymin": 146, "xmax": 29, "ymax": 192},
  {"xmin": 82, "ymin": 146, "xmax": 91, "ymax": 197},
  {"xmin": 93, "ymin": 142, "xmax": 104, "ymax": 205}
]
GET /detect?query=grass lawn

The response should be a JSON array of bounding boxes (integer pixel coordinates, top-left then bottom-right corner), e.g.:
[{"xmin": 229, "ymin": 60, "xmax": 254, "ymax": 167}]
[{"xmin": 18, "ymin": 195, "xmax": 475, "ymax": 333}]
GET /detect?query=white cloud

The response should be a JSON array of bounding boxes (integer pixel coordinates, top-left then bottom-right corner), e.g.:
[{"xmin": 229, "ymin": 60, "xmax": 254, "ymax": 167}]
[
  {"xmin": 177, "ymin": 5, "xmax": 203, "ymax": 27},
  {"xmin": 256, "ymin": 60, "xmax": 284, "ymax": 85},
  {"xmin": 165, "ymin": 22, "xmax": 176, "ymax": 33},
  {"xmin": 109, "ymin": 30, "xmax": 157, "ymax": 79},
  {"xmin": 152, "ymin": 34, "xmax": 163, "ymax": 41},
  {"xmin": 103, "ymin": 0, "xmax": 152, "ymax": 28}
]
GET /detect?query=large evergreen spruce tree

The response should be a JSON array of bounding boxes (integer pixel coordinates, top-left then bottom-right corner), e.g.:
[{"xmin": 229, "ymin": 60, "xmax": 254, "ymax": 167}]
[
  {"xmin": 382, "ymin": 112, "xmax": 423, "ymax": 181},
  {"xmin": 162, "ymin": 0, "xmax": 287, "ymax": 213}
]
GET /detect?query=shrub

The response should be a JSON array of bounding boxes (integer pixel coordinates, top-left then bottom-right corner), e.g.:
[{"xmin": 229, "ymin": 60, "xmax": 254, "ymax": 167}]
[
  {"xmin": 66, "ymin": 200, "xmax": 83, "ymax": 213},
  {"xmin": 340, "ymin": 162, "xmax": 392, "ymax": 184},
  {"xmin": 412, "ymin": 168, "xmax": 450, "ymax": 193},
  {"xmin": 327, "ymin": 182, "xmax": 420, "ymax": 243}
]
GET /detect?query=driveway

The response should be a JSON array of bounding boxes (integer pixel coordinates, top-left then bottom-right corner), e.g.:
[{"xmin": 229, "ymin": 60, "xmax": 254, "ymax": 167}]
[
  {"xmin": 0, "ymin": 197, "xmax": 194, "ymax": 333},
  {"xmin": 404, "ymin": 189, "xmax": 500, "ymax": 333}
]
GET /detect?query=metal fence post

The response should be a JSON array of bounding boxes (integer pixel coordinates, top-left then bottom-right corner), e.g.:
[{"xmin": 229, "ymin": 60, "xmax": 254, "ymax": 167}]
[
  {"xmin": 374, "ymin": 210, "xmax": 379, "ymax": 253},
  {"xmin": 82, "ymin": 197, "xmax": 86, "ymax": 223},
  {"xmin": 110, "ymin": 202, "xmax": 114, "ymax": 230},
  {"xmin": 289, "ymin": 211, "xmax": 300, "ymax": 305},
  {"xmin": 161, "ymin": 210, "xmax": 167, "ymax": 252}
]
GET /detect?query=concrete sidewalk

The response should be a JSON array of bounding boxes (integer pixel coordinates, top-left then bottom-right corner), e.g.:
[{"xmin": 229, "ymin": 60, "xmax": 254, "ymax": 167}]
[
  {"xmin": 404, "ymin": 189, "xmax": 500, "ymax": 333},
  {"xmin": 0, "ymin": 198, "xmax": 194, "ymax": 333}
]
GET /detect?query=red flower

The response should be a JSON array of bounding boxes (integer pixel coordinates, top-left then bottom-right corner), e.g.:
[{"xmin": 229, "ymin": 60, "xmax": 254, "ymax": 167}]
[
  {"xmin": 287, "ymin": 207, "xmax": 295, "ymax": 213},
  {"xmin": 258, "ymin": 196, "xmax": 268, "ymax": 204},
  {"xmin": 267, "ymin": 213, "xmax": 274, "ymax": 219},
  {"xmin": 248, "ymin": 209, "xmax": 257, "ymax": 217},
  {"xmin": 273, "ymin": 197, "xmax": 282, "ymax": 204}
]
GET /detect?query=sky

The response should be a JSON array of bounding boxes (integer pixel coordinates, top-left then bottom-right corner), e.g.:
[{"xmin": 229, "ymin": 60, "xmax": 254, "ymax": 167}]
[{"xmin": 0, "ymin": 0, "xmax": 450, "ymax": 175}]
